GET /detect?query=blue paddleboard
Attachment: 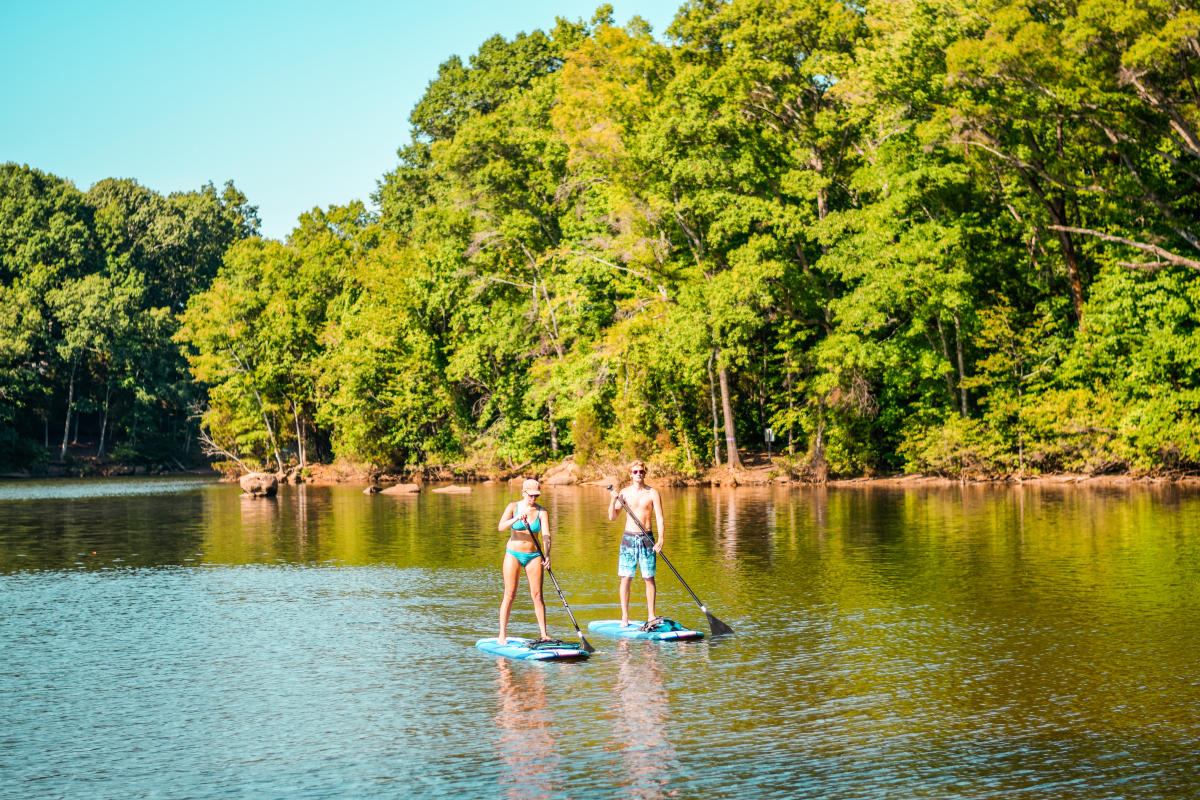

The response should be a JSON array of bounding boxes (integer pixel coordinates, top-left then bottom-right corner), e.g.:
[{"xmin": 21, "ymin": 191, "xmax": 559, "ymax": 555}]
[
  {"xmin": 475, "ymin": 636, "xmax": 590, "ymax": 661},
  {"xmin": 587, "ymin": 619, "xmax": 704, "ymax": 641}
]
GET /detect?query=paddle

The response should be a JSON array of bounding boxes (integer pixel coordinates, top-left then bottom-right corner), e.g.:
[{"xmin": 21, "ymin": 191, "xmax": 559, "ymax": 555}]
[
  {"xmin": 606, "ymin": 486, "xmax": 735, "ymax": 636},
  {"xmin": 523, "ymin": 511, "xmax": 596, "ymax": 653}
]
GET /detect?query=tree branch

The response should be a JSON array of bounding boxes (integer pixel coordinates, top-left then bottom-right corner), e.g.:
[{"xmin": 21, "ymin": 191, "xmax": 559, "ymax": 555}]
[
  {"xmin": 197, "ymin": 425, "xmax": 251, "ymax": 473},
  {"xmin": 1048, "ymin": 225, "xmax": 1200, "ymax": 271},
  {"xmin": 563, "ymin": 249, "xmax": 669, "ymax": 300},
  {"xmin": 950, "ymin": 133, "xmax": 1108, "ymax": 193}
]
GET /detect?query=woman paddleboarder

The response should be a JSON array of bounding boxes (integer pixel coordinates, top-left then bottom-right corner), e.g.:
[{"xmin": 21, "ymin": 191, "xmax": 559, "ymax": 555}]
[{"xmin": 496, "ymin": 478, "xmax": 551, "ymax": 645}]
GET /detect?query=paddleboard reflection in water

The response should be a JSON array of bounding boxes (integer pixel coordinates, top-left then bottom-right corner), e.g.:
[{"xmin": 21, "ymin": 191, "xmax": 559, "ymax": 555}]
[
  {"xmin": 493, "ymin": 660, "xmax": 560, "ymax": 800},
  {"xmin": 607, "ymin": 639, "xmax": 679, "ymax": 798}
]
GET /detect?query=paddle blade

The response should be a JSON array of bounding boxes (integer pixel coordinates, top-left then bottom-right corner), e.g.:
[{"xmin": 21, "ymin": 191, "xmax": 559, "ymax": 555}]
[
  {"xmin": 706, "ymin": 612, "xmax": 734, "ymax": 636},
  {"xmin": 578, "ymin": 632, "xmax": 596, "ymax": 653}
]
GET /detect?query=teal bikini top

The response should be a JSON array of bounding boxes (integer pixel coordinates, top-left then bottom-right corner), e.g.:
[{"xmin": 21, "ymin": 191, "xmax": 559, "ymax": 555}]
[{"xmin": 511, "ymin": 507, "xmax": 542, "ymax": 533}]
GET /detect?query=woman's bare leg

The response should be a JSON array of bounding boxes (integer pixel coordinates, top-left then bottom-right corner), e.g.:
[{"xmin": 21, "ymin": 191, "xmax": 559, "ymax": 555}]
[
  {"xmin": 498, "ymin": 553, "xmax": 521, "ymax": 644},
  {"xmin": 525, "ymin": 556, "xmax": 549, "ymax": 639}
]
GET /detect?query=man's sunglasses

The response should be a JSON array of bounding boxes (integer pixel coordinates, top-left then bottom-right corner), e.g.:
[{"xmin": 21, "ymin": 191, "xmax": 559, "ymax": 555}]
[{"xmin": 631, "ymin": 469, "xmax": 645, "ymax": 475}]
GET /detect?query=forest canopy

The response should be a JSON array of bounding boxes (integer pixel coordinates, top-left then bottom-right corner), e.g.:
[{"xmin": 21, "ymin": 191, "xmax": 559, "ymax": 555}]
[{"xmin": 5, "ymin": 0, "xmax": 1199, "ymax": 478}]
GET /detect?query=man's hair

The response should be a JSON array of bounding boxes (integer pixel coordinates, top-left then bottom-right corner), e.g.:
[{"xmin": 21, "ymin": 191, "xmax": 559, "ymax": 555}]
[{"xmin": 629, "ymin": 459, "xmax": 646, "ymax": 472}]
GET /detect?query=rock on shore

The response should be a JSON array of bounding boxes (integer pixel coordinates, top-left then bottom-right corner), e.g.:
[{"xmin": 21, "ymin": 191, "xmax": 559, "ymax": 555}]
[
  {"xmin": 240, "ymin": 472, "xmax": 278, "ymax": 497},
  {"xmin": 541, "ymin": 459, "xmax": 582, "ymax": 485}
]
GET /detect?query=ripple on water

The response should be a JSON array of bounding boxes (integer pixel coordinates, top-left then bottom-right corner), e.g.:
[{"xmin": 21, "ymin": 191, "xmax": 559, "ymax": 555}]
[{"xmin": 0, "ymin": 476, "xmax": 219, "ymax": 502}]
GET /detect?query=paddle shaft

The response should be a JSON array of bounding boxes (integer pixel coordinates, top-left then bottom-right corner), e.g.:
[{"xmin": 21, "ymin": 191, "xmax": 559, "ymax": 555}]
[
  {"xmin": 609, "ymin": 488, "xmax": 734, "ymax": 635},
  {"xmin": 521, "ymin": 511, "xmax": 595, "ymax": 653}
]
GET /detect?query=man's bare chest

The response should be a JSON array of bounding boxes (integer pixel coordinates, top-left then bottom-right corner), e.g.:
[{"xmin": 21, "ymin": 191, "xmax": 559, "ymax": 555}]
[{"xmin": 624, "ymin": 491, "xmax": 654, "ymax": 517}]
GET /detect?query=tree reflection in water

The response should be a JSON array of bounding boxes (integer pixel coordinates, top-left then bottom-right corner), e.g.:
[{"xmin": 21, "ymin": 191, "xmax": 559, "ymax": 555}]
[
  {"xmin": 608, "ymin": 639, "xmax": 679, "ymax": 799},
  {"xmin": 492, "ymin": 659, "xmax": 560, "ymax": 800}
]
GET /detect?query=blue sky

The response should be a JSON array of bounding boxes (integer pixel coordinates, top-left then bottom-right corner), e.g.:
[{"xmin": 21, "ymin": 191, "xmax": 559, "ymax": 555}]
[{"xmin": 1, "ymin": 1, "xmax": 678, "ymax": 240}]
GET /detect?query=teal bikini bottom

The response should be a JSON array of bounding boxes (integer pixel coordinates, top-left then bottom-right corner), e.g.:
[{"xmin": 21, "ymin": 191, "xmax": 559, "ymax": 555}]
[{"xmin": 506, "ymin": 548, "xmax": 541, "ymax": 567}]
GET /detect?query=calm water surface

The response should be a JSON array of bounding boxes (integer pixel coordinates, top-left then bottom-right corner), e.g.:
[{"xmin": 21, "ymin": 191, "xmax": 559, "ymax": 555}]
[{"xmin": 1, "ymin": 477, "xmax": 1198, "ymax": 799}]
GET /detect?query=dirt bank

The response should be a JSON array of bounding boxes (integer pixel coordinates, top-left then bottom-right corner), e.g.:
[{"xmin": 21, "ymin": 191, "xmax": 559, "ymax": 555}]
[{"xmin": 243, "ymin": 454, "xmax": 1200, "ymax": 491}]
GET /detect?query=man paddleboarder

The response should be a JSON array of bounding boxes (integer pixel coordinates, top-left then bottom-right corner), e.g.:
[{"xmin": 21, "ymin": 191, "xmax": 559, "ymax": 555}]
[{"xmin": 607, "ymin": 459, "xmax": 664, "ymax": 627}]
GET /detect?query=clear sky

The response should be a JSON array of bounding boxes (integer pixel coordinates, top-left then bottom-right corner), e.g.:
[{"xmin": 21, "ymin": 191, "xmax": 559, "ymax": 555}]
[{"xmin": 1, "ymin": 1, "xmax": 678, "ymax": 241}]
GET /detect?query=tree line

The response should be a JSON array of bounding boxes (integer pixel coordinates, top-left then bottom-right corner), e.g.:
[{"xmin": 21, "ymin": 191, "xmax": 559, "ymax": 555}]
[
  {"xmin": 0, "ymin": 165, "xmax": 256, "ymax": 469},
  {"xmin": 5, "ymin": 0, "xmax": 1199, "ymax": 478}
]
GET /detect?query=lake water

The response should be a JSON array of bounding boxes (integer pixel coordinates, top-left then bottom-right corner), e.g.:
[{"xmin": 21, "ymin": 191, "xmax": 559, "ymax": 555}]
[{"xmin": 1, "ymin": 477, "xmax": 1198, "ymax": 799}]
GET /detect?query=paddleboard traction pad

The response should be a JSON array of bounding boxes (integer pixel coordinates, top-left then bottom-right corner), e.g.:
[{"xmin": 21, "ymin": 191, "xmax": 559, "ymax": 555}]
[
  {"xmin": 587, "ymin": 619, "xmax": 705, "ymax": 640},
  {"xmin": 475, "ymin": 636, "xmax": 590, "ymax": 660}
]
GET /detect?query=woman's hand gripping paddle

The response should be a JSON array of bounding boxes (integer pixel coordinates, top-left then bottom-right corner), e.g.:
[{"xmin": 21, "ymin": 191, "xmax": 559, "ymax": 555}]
[
  {"xmin": 524, "ymin": 513, "xmax": 595, "ymax": 653},
  {"xmin": 606, "ymin": 486, "xmax": 735, "ymax": 636}
]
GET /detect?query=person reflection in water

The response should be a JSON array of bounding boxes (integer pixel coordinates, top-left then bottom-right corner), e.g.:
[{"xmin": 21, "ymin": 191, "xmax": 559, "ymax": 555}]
[
  {"xmin": 496, "ymin": 478, "xmax": 551, "ymax": 645},
  {"xmin": 607, "ymin": 460, "xmax": 664, "ymax": 626},
  {"xmin": 493, "ymin": 659, "xmax": 559, "ymax": 800},
  {"xmin": 609, "ymin": 640, "xmax": 677, "ymax": 798}
]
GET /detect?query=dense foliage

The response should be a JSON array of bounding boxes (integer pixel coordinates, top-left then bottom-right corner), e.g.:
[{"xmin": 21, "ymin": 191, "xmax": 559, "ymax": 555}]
[
  {"xmin": 0, "ymin": 165, "xmax": 257, "ymax": 469},
  {"xmin": 7, "ymin": 0, "xmax": 1200, "ymax": 478}
]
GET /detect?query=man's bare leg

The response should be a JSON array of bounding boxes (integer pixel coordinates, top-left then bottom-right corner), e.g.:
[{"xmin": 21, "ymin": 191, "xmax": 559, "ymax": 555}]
[
  {"xmin": 619, "ymin": 576, "xmax": 632, "ymax": 625},
  {"xmin": 645, "ymin": 576, "xmax": 657, "ymax": 622}
]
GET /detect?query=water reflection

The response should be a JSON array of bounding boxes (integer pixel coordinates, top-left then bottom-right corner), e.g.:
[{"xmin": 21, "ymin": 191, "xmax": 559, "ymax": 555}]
[
  {"xmin": 492, "ymin": 660, "xmax": 560, "ymax": 800},
  {"xmin": 606, "ymin": 640, "xmax": 678, "ymax": 799},
  {"xmin": 238, "ymin": 493, "xmax": 279, "ymax": 525},
  {"xmin": 718, "ymin": 488, "xmax": 738, "ymax": 563}
]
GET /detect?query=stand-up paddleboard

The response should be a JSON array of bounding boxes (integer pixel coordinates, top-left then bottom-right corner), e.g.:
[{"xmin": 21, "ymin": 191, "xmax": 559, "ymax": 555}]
[
  {"xmin": 587, "ymin": 618, "xmax": 704, "ymax": 641},
  {"xmin": 475, "ymin": 636, "xmax": 590, "ymax": 661}
]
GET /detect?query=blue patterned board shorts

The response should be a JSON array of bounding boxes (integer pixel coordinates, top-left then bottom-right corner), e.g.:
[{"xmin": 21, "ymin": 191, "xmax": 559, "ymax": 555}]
[{"xmin": 618, "ymin": 533, "xmax": 656, "ymax": 578}]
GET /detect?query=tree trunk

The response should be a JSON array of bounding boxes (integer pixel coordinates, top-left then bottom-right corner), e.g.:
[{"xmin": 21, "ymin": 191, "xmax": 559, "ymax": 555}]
[
  {"xmin": 1050, "ymin": 203, "xmax": 1086, "ymax": 325},
  {"xmin": 59, "ymin": 357, "xmax": 78, "ymax": 461},
  {"xmin": 291, "ymin": 399, "xmax": 306, "ymax": 468},
  {"xmin": 707, "ymin": 351, "xmax": 722, "ymax": 467},
  {"xmin": 812, "ymin": 151, "xmax": 830, "ymax": 222},
  {"xmin": 812, "ymin": 413, "xmax": 828, "ymax": 483},
  {"xmin": 258, "ymin": 407, "xmax": 282, "ymax": 473},
  {"xmin": 548, "ymin": 397, "xmax": 558, "ymax": 455},
  {"xmin": 669, "ymin": 389, "xmax": 694, "ymax": 467},
  {"xmin": 936, "ymin": 317, "xmax": 958, "ymax": 408},
  {"xmin": 954, "ymin": 313, "xmax": 969, "ymax": 418},
  {"xmin": 268, "ymin": 411, "xmax": 284, "ymax": 473},
  {"xmin": 718, "ymin": 362, "xmax": 743, "ymax": 470},
  {"xmin": 785, "ymin": 352, "xmax": 795, "ymax": 455},
  {"xmin": 523, "ymin": 245, "xmax": 565, "ymax": 360},
  {"xmin": 1016, "ymin": 166, "xmax": 1086, "ymax": 326},
  {"xmin": 230, "ymin": 349, "xmax": 284, "ymax": 472},
  {"xmin": 97, "ymin": 383, "xmax": 111, "ymax": 458},
  {"xmin": 1017, "ymin": 384, "xmax": 1025, "ymax": 474},
  {"xmin": 758, "ymin": 337, "xmax": 767, "ymax": 440}
]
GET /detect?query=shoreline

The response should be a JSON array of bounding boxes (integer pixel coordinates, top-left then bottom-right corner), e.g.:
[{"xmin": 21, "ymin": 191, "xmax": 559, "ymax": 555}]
[
  {"xmin": 268, "ymin": 460, "xmax": 1200, "ymax": 491},
  {"xmin": 3, "ymin": 458, "xmax": 1197, "ymax": 491}
]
